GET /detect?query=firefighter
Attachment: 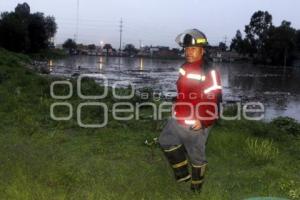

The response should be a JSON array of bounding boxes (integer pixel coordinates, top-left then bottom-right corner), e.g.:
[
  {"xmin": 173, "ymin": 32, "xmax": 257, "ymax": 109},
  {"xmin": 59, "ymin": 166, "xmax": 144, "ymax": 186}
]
[{"xmin": 159, "ymin": 29, "xmax": 222, "ymax": 192}]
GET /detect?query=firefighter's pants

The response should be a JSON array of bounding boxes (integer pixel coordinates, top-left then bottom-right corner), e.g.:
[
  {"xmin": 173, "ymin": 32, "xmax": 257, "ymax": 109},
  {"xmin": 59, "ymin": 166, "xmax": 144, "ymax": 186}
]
[{"xmin": 159, "ymin": 117, "xmax": 210, "ymax": 165}]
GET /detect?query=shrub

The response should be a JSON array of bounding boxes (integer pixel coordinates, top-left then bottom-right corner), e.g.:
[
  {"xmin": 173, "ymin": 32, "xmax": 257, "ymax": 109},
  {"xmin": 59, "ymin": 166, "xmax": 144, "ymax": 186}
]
[{"xmin": 271, "ymin": 117, "xmax": 300, "ymax": 136}]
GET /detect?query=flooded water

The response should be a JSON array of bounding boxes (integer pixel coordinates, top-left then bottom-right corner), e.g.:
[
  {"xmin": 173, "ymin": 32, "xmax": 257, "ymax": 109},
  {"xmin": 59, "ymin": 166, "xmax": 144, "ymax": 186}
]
[{"xmin": 51, "ymin": 56, "xmax": 300, "ymax": 121}]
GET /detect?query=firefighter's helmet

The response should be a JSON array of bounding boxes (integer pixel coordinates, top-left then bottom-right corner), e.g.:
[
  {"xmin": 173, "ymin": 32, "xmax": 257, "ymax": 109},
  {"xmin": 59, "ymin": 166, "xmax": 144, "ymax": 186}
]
[{"xmin": 175, "ymin": 29, "xmax": 208, "ymax": 47}]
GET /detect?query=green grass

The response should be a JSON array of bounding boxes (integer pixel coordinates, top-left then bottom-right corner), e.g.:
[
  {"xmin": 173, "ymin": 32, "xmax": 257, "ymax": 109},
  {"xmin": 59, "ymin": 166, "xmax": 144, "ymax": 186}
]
[
  {"xmin": 244, "ymin": 138, "xmax": 279, "ymax": 163},
  {"xmin": 0, "ymin": 48, "xmax": 300, "ymax": 200},
  {"xmin": 28, "ymin": 48, "xmax": 68, "ymax": 60}
]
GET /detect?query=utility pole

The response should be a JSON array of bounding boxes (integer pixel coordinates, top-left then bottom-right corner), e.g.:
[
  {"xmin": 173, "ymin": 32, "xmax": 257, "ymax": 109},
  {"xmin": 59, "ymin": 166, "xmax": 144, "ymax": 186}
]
[
  {"xmin": 75, "ymin": 0, "xmax": 79, "ymax": 42},
  {"xmin": 224, "ymin": 35, "xmax": 227, "ymax": 46},
  {"xmin": 119, "ymin": 18, "xmax": 123, "ymax": 55}
]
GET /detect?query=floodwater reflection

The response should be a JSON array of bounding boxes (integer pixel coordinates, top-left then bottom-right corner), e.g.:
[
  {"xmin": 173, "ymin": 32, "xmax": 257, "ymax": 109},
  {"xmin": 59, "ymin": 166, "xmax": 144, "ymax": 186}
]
[{"xmin": 52, "ymin": 56, "xmax": 300, "ymax": 121}]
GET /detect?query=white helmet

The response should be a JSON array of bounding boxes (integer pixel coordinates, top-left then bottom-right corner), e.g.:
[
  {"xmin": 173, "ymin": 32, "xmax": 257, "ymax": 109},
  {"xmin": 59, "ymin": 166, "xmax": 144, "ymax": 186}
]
[{"xmin": 175, "ymin": 29, "xmax": 208, "ymax": 47}]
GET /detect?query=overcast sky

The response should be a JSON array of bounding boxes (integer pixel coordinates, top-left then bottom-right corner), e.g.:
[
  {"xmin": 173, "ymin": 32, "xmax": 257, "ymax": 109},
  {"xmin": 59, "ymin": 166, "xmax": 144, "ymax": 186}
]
[{"xmin": 1, "ymin": 0, "xmax": 299, "ymax": 48}]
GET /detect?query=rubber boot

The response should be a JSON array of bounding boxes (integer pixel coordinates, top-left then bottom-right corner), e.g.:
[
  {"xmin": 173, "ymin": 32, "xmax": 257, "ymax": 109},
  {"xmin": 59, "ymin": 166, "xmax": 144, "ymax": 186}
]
[
  {"xmin": 191, "ymin": 164, "xmax": 206, "ymax": 192},
  {"xmin": 163, "ymin": 144, "xmax": 191, "ymax": 182}
]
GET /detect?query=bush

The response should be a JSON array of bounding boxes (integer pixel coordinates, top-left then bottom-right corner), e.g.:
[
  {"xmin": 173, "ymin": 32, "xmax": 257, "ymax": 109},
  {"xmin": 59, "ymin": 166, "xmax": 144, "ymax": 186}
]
[
  {"xmin": 244, "ymin": 138, "xmax": 279, "ymax": 163},
  {"xmin": 271, "ymin": 117, "xmax": 300, "ymax": 136}
]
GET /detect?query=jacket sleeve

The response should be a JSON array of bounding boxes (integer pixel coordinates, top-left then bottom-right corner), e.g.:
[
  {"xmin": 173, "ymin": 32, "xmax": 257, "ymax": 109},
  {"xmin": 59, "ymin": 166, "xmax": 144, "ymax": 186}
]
[{"xmin": 195, "ymin": 69, "xmax": 222, "ymax": 128}]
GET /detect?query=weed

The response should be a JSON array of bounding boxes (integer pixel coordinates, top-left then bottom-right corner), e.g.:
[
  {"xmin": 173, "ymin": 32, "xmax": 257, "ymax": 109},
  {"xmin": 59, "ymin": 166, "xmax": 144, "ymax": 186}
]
[{"xmin": 244, "ymin": 138, "xmax": 279, "ymax": 163}]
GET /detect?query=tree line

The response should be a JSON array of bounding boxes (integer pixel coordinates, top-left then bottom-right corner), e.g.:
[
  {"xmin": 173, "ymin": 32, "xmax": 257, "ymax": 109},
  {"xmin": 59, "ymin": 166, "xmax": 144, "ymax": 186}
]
[
  {"xmin": 62, "ymin": 39, "xmax": 139, "ymax": 56},
  {"xmin": 0, "ymin": 2, "xmax": 57, "ymax": 53},
  {"xmin": 2, "ymin": 4, "xmax": 299, "ymax": 66},
  {"xmin": 230, "ymin": 11, "xmax": 300, "ymax": 66}
]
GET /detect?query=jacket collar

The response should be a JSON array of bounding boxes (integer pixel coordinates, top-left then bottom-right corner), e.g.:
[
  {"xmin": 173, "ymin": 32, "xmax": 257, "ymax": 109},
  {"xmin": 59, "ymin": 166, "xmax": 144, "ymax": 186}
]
[{"xmin": 184, "ymin": 59, "xmax": 203, "ymax": 68}]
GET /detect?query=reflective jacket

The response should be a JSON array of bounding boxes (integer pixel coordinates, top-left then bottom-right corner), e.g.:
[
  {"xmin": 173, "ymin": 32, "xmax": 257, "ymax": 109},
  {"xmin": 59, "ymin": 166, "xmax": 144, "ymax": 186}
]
[{"xmin": 174, "ymin": 59, "xmax": 222, "ymax": 128}]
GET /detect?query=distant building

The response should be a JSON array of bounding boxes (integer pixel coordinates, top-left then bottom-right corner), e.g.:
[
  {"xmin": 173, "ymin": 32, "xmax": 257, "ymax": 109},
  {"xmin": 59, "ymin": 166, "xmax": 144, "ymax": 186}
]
[
  {"xmin": 137, "ymin": 46, "xmax": 181, "ymax": 59},
  {"xmin": 207, "ymin": 45, "xmax": 247, "ymax": 62},
  {"xmin": 137, "ymin": 46, "xmax": 151, "ymax": 57},
  {"xmin": 55, "ymin": 44, "xmax": 63, "ymax": 49},
  {"xmin": 150, "ymin": 47, "xmax": 160, "ymax": 56}
]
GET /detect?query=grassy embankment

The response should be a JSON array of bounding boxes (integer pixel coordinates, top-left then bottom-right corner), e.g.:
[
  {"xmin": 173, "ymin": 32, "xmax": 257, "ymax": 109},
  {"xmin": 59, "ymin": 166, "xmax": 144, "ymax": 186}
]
[
  {"xmin": 28, "ymin": 48, "xmax": 67, "ymax": 60},
  {"xmin": 0, "ymin": 48, "xmax": 299, "ymax": 200}
]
